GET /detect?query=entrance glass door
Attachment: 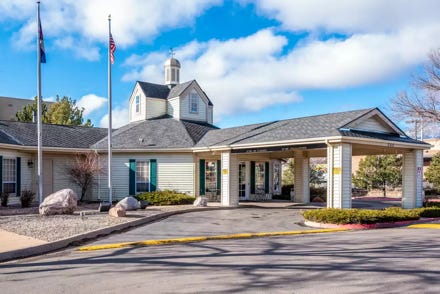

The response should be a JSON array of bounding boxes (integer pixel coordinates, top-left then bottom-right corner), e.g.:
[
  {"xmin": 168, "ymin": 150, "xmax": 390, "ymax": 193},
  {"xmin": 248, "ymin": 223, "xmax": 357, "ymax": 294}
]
[{"xmin": 239, "ymin": 162, "xmax": 247, "ymax": 200}]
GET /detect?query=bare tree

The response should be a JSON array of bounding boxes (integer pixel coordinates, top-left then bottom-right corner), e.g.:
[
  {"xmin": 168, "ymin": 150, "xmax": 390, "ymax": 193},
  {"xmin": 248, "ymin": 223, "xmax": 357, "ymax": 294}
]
[
  {"xmin": 68, "ymin": 152, "xmax": 102, "ymax": 202},
  {"xmin": 391, "ymin": 49, "xmax": 440, "ymax": 123}
]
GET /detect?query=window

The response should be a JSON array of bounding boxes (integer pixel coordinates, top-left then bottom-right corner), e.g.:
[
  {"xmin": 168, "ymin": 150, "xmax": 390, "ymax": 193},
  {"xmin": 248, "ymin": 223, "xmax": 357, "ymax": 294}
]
[
  {"xmin": 171, "ymin": 68, "xmax": 176, "ymax": 81},
  {"xmin": 189, "ymin": 92, "xmax": 198, "ymax": 113},
  {"xmin": 205, "ymin": 161, "xmax": 218, "ymax": 195},
  {"xmin": 136, "ymin": 160, "xmax": 150, "ymax": 192},
  {"xmin": 255, "ymin": 162, "xmax": 265, "ymax": 194},
  {"xmin": 135, "ymin": 95, "xmax": 140, "ymax": 113},
  {"xmin": 3, "ymin": 158, "xmax": 16, "ymax": 194}
]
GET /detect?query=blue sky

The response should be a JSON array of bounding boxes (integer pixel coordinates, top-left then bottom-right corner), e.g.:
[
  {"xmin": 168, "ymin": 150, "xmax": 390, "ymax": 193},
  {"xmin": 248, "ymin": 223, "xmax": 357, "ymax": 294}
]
[{"xmin": 1, "ymin": 0, "xmax": 440, "ymax": 134}]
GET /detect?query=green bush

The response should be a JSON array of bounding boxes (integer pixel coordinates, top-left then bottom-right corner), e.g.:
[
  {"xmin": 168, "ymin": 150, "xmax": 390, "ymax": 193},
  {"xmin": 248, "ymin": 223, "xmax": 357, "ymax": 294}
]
[
  {"xmin": 414, "ymin": 207, "xmax": 440, "ymax": 218},
  {"xmin": 303, "ymin": 207, "xmax": 420, "ymax": 224},
  {"xmin": 135, "ymin": 190, "xmax": 194, "ymax": 206},
  {"xmin": 20, "ymin": 189, "xmax": 35, "ymax": 208},
  {"xmin": 0, "ymin": 192, "xmax": 9, "ymax": 207},
  {"xmin": 424, "ymin": 201, "xmax": 440, "ymax": 208}
]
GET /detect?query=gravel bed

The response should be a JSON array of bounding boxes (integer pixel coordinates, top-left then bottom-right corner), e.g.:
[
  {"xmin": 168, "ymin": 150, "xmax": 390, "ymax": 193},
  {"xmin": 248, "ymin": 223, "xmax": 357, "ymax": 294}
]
[{"xmin": 0, "ymin": 205, "xmax": 211, "ymax": 242}]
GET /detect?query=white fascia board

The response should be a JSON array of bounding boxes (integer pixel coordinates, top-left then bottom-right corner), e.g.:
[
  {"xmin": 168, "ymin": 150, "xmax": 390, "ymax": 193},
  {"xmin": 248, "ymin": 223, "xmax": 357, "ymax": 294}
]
[
  {"xmin": 340, "ymin": 137, "xmax": 431, "ymax": 150},
  {"xmin": 230, "ymin": 136, "xmax": 342, "ymax": 149}
]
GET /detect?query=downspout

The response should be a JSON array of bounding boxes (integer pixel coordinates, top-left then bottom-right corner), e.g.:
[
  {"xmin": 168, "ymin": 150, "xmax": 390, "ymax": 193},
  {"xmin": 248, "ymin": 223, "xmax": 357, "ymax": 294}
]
[{"xmin": 325, "ymin": 139, "xmax": 333, "ymax": 208}]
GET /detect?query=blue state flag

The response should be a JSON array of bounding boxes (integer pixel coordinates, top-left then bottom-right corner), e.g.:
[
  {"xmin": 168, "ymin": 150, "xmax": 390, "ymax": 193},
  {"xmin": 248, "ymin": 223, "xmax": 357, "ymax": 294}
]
[{"xmin": 39, "ymin": 16, "xmax": 46, "ymax": 63}]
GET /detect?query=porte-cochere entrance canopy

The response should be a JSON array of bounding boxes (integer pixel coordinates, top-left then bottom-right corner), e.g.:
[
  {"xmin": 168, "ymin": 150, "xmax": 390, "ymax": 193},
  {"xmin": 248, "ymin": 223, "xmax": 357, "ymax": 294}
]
[{"xmin": 193, "ymin": 108, "xmax": 430, "ymax": 209}]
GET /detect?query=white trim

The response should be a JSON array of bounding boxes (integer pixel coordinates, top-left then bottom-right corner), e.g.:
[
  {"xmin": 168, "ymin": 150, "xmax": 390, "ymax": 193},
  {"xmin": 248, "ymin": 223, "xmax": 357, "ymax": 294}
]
[{"xmin": 343, "ymin": 109, "xmax": 405, "ymax": 135}]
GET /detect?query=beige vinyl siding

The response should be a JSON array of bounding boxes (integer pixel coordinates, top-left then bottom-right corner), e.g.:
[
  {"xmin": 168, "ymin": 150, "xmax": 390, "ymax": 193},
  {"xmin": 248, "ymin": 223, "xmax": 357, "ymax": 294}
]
[
  {"xmin": 129, "ymin": 84, "xmax": 147, "ymax": 123},
  {"xmin": 51, "ymin": 155, "xmax": 82, "ymax": 197},
  {"xmin": 351, "ymin": 116, "xmax": 394, "ymax": 133},
  {"xmin": 94, "ymin": 153, "xmax": 195, "ymax": 201},
  {"xmin": 167, "ymin": 97, "xmax": 180, "ymax": 119},
  {"xmin": 180, "ymin": 90, "xmax": 207, "ymax": 122},
  {"xmin": 146, "ymin": 98, "xmax": 166, "ymax": 119}
]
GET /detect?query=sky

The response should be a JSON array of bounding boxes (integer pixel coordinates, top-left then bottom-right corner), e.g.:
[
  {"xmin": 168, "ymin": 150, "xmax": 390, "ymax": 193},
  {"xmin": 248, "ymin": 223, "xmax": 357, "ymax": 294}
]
[{"xmin": 1, "ymin": 0, "xmax": 440, "ymax": 134}]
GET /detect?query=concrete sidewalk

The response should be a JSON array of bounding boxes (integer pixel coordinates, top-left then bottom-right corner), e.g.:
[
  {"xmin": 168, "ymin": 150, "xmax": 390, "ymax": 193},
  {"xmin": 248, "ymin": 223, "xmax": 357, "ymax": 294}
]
[{"xmin": 0, "ymin": 229, "xmax": 47, "ymax": 253}]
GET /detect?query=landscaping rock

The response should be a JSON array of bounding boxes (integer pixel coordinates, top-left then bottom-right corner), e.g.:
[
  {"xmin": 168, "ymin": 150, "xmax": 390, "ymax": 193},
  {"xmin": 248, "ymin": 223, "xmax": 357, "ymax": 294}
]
[
  {"xmin": 115, "ymin": 196, "xmax": 140, "ymax": 211},
  {"xmin": 39, "ymin": 189, "xmax": 78, "ymax": 216},
  {"xmin": 193, "ymin": 196, "xmax": 208, "ymax": 207},
  {"xmin": 109, "ymin": 206, "xmax": 126, "ymax": 217}
]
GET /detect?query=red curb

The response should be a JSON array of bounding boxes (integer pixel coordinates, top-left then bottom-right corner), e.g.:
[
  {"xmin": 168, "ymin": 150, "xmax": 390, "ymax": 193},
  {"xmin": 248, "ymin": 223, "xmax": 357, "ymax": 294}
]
[{"xmin": 304, "ymin": 217, "xmax": 438, "ymax": 230}]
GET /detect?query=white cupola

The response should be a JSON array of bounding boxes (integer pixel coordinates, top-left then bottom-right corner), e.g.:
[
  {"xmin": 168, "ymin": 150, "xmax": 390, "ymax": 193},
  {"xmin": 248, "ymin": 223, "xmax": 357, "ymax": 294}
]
[{"xmin": 164, "ymin": 50, "xmax": 180, "ymax": 88}]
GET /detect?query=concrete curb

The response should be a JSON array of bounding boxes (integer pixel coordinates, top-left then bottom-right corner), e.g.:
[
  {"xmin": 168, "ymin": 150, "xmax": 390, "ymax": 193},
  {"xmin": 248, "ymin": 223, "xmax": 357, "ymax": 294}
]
[
  {"xmin": 77, "ymin": 228, "xmax": 348, "ymax": 251},
  {"xmin": 304, "ymin": 217, "xmax": 439, "ymax": 230},
  {"xmin": 0, "ymin": 206, "xmax": 227, "ymax": 263},
  {"xmin": 408, "ymin": 223, "xmax": 440, "ymax": 229}
]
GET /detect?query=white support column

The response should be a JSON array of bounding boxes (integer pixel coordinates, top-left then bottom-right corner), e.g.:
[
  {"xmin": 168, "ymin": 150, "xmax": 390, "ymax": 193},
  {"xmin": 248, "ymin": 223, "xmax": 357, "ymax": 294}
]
[
  {"xmin": 327, "ymin": 143, "xmax": 352, "ymax": 208},
  {"xmin": 402, "ymin": 150, "xmax": 423, "ymax": 209},
  {"xmin": 294, "ymin": 151, "xmax": 310, "ymax": 203},
  {"xmin": 221, "ymin": 151, "xmax": 239, "ymax": 207}
]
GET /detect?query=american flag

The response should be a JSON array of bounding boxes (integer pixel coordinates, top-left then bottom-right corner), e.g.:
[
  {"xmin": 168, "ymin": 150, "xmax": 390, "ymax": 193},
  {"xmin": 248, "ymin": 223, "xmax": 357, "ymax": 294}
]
[{"xmin": 109, "ymin": 33, "xmax": 116, "ymax": 64}]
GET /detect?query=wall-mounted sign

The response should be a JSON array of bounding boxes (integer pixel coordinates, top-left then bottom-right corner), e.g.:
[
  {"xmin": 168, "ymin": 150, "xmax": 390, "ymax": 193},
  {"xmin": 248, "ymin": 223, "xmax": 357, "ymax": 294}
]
[
  {"xmin": 333, "ymin": 167, "xmax": 341, "ymax": 175},
  {"xmin": 222, "ymin": 169, "xmax": 228, "ymax": 175}
]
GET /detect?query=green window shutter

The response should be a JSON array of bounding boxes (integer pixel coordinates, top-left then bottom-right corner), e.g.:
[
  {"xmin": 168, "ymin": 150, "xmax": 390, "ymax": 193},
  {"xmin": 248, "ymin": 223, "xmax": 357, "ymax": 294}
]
[
  {"xmin": 16, "ymin": 157, "xmax": 21, "ymax": 197},
  {"xmin": 265, "ymin": 161, "xmax": 270, "ymax": 193},
  {"xmin": 150, "ymin": 159, "xmax": 157, "ymax": 192},
  {"xmin": 129, "ymin": 159, "xmax": 136, "ymax": 195},
  {"xmin": 199, "ymin": 159, "xmax": 205, "ymax": 196},
  {"xmin": 250, "ymin": 161, "xmax": 255, "ymax": 194},
  {"xmin": 216, "ymin": 160, "xmax": 221, "ymax": 194},
  {"xmin": 0, "ymin": 156, "xmax": 3, "ymax": 193}
]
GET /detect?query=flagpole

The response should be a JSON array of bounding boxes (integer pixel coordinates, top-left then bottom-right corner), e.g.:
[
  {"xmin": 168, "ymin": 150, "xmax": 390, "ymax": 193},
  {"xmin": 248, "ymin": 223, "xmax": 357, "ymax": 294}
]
[
  {"xmin": 37, "ymin": 1, "xmax": 43, "ymax": 204},
  {"xmin": 108, "ymin": 15, "xmax": 113, "ymax": 205}
]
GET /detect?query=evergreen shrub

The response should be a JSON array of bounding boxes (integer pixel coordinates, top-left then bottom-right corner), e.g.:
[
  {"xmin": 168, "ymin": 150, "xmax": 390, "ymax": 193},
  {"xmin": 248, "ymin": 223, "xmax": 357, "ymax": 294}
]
[{"xmin": 135, "ymin": 190, "xmax": 194, "ymax": 206}]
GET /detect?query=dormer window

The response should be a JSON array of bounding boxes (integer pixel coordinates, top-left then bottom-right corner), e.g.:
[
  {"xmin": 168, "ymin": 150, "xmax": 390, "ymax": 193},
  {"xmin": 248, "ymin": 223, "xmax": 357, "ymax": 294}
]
[
  {"xmin": 135, "ymin": 95, "xmax": 140, "ymax": 113},
  {"xmin": 190, "ymin": 92, "xmax": 198, "ymax": 113}
]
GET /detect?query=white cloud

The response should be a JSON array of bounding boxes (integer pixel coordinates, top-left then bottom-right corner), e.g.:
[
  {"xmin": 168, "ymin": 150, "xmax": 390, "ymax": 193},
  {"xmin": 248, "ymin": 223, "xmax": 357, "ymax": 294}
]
[
  {"xmin": 77, "ymin": 94, "xmax": 107, "ymax": 116},
  {"xmin": 2, "ymin": 0, "xmax": 221, "ymax": 51},
  {"xmin": 123, "ymin": 29, "xmax": 303, "ymax": 118},
  {"xmin": 54, "ymin": 37, "xmax": 100, "ymax": 61},
  {"xmin": 99, "ymin": 106, "xmax": 129, "ymax": 128},
  {"xmin": 252, "ymin": 0, "xmax": 440, "ymax": 34},
  {"xmin": 122, "ymin": 26, "xmax": 440, "ymax": 118}
]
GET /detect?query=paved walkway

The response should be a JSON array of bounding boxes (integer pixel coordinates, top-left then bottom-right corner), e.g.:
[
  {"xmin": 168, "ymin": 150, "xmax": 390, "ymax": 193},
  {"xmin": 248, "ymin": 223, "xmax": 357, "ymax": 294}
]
[{"xmin": 0, "ymin": 229, "xmax": 47, "ymax": 253}]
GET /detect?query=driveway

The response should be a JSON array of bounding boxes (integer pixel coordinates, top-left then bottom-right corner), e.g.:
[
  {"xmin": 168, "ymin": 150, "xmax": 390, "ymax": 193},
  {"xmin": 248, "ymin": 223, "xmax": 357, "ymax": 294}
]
[
  {"xmin": 1, "ymin": 226, "xmax": 440, "ymax": 293},
  {"xmin": 90, "ymin": 207, "xmax": 310, "ymax": 245}
]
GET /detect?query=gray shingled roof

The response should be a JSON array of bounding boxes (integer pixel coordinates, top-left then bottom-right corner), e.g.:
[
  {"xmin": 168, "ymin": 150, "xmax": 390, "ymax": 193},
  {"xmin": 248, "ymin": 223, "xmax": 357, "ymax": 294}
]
[
  {"xmin": 136, "ymin": 80, "xmax": 214, "ymax": 106},
  {"xmin": 91, "ymin": 116, "xmax": 218, "ymax": 150},
  {"xmin": 195, "ymin": 108, "xmax": 429, "ymax": 147},
  {"xmin": 0, "ymin": 121, "xmax": 108, "ymax": 148}
]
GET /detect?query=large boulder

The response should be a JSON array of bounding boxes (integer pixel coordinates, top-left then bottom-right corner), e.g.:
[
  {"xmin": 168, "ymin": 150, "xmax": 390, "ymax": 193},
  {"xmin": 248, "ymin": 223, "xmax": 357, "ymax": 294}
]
[
  {"xmin": 116, "ymin": 196, "xmax": 140, "ymax": 211},
  {"xmin": 193, "ymin": 196, "xmax": 208, "ymax": 207},
  {"xmin": 109, "ymin": 206, "xmax": 126, "ymax": 217},
  {"xmin": 39, "ymin": 189, "xmax": 78, "ymax": 215}
]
